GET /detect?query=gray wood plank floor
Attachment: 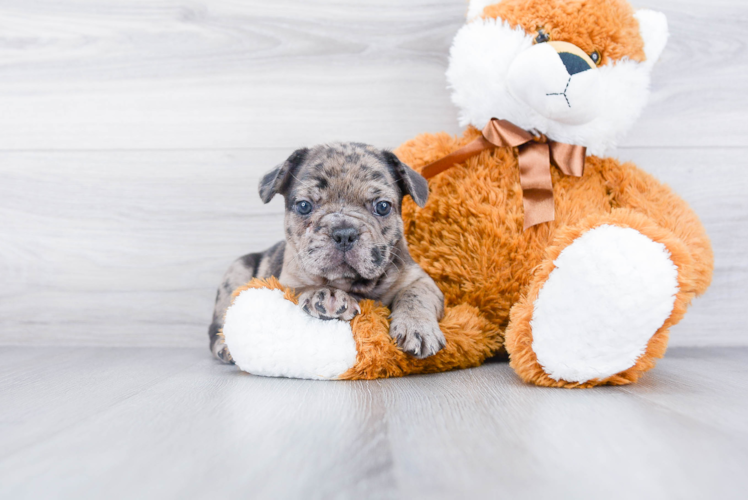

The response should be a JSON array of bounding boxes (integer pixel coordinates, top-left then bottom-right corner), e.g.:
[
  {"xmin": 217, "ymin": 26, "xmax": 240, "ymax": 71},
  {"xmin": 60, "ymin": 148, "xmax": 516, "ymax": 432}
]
[{"xmin": 0, "ymin": 346, "xmax": 746, "ymax": 500}]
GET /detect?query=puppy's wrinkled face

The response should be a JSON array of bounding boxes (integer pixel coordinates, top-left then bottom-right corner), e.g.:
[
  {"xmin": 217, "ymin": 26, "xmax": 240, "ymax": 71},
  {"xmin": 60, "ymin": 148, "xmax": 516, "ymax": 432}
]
[{"xmin": 259, "ymin": 143, "xmax": 429, "ymax": 283}]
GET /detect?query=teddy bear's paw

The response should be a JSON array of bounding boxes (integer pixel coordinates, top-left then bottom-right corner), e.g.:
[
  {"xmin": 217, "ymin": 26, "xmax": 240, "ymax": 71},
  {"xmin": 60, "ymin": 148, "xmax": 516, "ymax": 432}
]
[
  {"xmin": 222, "ymin": 287, "xmax": 358, "ymax": 380},
  {"xmin": 531, "ymin": 225, "xmax": 679, "ymax": 383},
  {"xmin": 298, "ymin": 287, "xmax": 360, "ymax": 322},
  {"xmin": 390, "ymin": 313, "xmax": 446, "ymax": 359}
]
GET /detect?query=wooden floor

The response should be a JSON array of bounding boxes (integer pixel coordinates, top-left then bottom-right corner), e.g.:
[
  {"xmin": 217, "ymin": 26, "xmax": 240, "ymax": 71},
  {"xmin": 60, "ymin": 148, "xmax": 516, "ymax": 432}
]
[{"xmin": 1, "ymin": 346, "xmax": 746, "ymax": 500}]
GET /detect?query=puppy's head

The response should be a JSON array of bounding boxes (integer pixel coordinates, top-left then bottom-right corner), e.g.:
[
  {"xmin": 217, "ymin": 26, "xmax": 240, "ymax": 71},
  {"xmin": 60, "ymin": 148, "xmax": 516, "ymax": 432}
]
[{"xmin": 258, "ymin": 143, "xmax": 428, "ymax": 282}]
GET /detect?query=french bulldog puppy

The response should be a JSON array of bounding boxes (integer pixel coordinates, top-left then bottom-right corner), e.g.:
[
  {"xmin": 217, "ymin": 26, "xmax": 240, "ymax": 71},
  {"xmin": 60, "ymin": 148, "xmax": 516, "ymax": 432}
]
[{"xmin": 208, "ymin": 143, "xmax": 446, "ymax": 364}]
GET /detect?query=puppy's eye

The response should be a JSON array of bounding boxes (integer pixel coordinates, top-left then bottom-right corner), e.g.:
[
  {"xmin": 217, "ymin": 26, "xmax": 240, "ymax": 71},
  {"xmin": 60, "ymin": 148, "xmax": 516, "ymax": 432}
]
[
  {"xmin": 534, "ymin": 29, "xmax": 550, "ymax": 44},
  {"xmin": 590, "ymin": 50, "xmax": 601, "ymax": 65},
  {"xmin": 295, "ymin": 200, "xmax": 313, "ymax": 215},
  {"xmin": 374, "ymin": 200, "xmax": 392, "ymax": 216}
]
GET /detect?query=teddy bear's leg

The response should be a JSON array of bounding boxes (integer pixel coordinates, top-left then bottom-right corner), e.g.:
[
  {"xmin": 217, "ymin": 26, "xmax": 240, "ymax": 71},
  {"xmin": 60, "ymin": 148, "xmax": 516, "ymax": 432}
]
[
  {"xmin": 505, "ymin": 209, "xmax": 696, "ymax": 387},
  {"xmin": 604, "ymin": 163, "xmax": 714, "ymax": 297}
]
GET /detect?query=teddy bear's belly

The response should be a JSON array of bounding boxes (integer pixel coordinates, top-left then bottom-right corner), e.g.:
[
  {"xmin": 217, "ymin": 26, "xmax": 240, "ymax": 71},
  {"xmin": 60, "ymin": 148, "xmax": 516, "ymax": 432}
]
[{"xmin": 403, "ymin": 148, "xmax": 615, "ymax": 334}]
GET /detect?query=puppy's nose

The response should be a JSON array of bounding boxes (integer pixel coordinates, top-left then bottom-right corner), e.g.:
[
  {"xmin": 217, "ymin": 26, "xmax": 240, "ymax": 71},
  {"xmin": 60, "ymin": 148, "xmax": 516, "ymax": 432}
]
[{"xmin": 331, "ymin": 226, "xmax": 359, "ymax": 251}]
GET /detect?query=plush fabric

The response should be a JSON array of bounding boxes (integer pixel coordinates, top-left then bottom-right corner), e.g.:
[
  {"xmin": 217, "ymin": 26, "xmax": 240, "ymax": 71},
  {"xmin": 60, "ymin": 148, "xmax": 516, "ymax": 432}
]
[
  {"xmin": 223, "ymin": 0, "xmax": 713, "ymax": 387},
  {"xmin": 223, "ymin": 283, "xmax": 357, "ymax": 380},
  {"xmin": 447, "ymin": 2, "xmax": 666, "ymax": 155},
  {"xmin": 503, "ymin": 210, "xmax": 700, "ymax": 387},
  {"xmin": 223, "ymin": 277, "xmax": 501, "ymax": 380},
  {"xmin": 387, "ymin": 0, "xmax": 712, "ymax": 387},
  {"xmin": 483, "ymin": 0, "xmax": 646, "ymax": 64},
  {"xmin": 395, "ymin": 129, "xmax": 712, "ymax": 387}
]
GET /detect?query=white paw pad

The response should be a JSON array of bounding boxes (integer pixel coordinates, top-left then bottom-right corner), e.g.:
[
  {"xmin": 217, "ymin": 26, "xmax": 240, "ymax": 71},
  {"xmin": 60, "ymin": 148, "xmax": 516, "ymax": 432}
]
[
  {"xmin": 531, "ymin": 225, "xmax": 679, "ymax": 383},
  {"xmin": 222, "ymin": 288, "xmax": 358, "ymax": 380}
]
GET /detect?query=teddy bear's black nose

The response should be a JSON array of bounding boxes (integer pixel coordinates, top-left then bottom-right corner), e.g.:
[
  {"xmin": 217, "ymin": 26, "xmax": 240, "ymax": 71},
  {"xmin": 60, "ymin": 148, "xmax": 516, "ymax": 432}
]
[
  {"xmin": 559, "ymin": 52, "xmax": 593, "ymax": 76},
  {"xmin": 332, "ymin": 226, "xmax": 359, "ymax": 251}
]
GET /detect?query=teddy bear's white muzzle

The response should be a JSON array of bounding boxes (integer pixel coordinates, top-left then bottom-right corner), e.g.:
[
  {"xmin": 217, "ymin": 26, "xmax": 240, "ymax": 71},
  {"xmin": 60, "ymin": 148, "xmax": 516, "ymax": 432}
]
[{"xmin": 507, "ymin": 42, "xmax": 602, "ymax": 125}]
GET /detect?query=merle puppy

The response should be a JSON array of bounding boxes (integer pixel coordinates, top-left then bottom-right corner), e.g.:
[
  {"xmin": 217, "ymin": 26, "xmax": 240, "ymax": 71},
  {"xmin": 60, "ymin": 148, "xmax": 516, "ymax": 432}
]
[{"xmin": 209, "ymin": 143, "xmax": 446, "ymax": 363}]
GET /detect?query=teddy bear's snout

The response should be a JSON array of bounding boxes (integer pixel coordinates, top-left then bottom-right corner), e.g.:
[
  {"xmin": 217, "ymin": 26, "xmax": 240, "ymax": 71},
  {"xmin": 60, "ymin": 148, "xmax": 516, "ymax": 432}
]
[
  {"xmin": 558, "ymin": 52, "xmax": 593, "ymax": 76},
  {"xmin": 507, "ymin": 41, "xmax": 602, "ymax": 126}
]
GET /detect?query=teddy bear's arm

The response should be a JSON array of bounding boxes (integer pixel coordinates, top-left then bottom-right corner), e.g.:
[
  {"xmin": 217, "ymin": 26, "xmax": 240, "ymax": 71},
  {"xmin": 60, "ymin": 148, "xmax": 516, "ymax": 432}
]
[
  {"xmin": 394, "ymin": 129, "xmax": 480, "ymax": 172},
  {"xmin": 604, "ymin": 162, "xmax": 713, "ymax": 296}
]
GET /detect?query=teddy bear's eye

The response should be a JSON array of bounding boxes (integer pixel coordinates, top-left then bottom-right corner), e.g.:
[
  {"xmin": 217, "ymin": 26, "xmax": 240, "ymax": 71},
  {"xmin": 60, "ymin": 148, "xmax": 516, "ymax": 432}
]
[
  {"xmin": 590, "ymin": 50, "xmax": 602, "ymax": 65},
  {"xmin": 534, "ymin": 29, "xmax": 551, "ymax": 44}
]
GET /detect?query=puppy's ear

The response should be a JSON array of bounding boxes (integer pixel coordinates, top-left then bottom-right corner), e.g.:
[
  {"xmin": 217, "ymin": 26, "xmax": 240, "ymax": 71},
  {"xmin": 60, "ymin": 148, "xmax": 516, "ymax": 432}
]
[
  {"xmin": 381, "ymin": 151, "xmax": 429, "ymax": 208},
  {"xmin": 258, "ymin": 148, "xmax": 310, "ymax": 204}
]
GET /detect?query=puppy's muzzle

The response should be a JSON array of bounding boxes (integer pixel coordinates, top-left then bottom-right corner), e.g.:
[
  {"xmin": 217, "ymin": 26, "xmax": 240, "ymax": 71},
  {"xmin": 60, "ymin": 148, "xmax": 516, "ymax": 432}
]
[{"xmin": 331, "ymin": 226, "xmax": 359, "ymax": 252}]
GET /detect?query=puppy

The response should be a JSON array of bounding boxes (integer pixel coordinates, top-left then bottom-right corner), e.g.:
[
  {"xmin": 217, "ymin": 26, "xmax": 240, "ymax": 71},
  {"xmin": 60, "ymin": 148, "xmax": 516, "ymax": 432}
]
[{"xmin": 208, "ymin": 143, "xmax": 445, "ymax": 363}]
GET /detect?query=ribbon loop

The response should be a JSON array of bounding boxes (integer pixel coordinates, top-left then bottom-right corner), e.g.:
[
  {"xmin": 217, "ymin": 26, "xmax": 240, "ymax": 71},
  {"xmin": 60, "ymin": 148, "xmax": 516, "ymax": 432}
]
[
  {"xmin": 550, "ymin": 142, "xmax": 586, "ymax": 177},
  {"xmin": 420, "ymin": 118, "xmax": 586, "ymax": 229},
  {"xmin": 483, "ymin": 119, "xmax": 534, "ymax": 148}
]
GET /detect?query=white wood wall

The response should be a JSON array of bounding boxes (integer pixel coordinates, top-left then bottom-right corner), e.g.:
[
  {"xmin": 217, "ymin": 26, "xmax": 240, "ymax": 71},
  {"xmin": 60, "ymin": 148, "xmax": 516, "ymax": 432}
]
[{"xmin": 1, "ymin": 0, "xmax": 745, "ymax": 347}]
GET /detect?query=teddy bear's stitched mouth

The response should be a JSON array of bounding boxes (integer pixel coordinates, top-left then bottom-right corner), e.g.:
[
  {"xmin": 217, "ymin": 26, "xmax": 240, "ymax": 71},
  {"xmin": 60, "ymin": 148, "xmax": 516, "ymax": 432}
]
[{"xmin": 546, "ymin": 76, "xmax": 572, "ymax": 108}]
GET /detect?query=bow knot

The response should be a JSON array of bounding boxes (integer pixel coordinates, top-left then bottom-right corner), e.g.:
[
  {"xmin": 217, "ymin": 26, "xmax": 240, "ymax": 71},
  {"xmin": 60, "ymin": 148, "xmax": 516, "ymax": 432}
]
[
  {"xmin": 531, "ymin": 133, "xmax": 548, "ymax": 144},
  {"xmin": 420, "ymin": 118, "xmax": 586, "ymax": 229}
]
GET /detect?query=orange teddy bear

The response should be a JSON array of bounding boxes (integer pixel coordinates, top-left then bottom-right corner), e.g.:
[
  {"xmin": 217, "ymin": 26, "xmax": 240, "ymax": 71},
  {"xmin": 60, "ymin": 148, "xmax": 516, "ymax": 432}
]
[
  {"xmin": 395, "ymin": 0, "xmax": 713, "ymax": 386},
  {"xmin": 222, "ymin": 0, "xmax": 712, "ymax": 387}
]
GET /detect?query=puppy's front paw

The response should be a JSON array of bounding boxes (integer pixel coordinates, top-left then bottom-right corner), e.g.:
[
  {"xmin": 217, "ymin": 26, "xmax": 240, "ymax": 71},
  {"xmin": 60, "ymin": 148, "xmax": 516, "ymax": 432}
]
[
  {"xmin": 389, "ymin": 314, "xmax": 446, "ymax": 359},
  {"xmin": 298, "ymin": 288, "xmax": 360, "ymax": 321}
]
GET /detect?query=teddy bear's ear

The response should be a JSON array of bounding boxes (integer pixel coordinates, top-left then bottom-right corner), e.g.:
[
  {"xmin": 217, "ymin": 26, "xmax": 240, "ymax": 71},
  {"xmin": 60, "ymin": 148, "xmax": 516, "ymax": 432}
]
[
  {"xmin": 635, "ymin": 10, "xmax": 669, "ymax": 69},
  {"xmin": 466, "ymin": 0, "xmax": 501, "ymax": 21}
]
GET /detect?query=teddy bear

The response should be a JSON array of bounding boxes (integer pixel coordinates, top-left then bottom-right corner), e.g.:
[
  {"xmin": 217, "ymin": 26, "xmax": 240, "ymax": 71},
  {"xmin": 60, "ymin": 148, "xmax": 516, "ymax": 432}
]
[
  {"xmin": 393, "ymin": 0, "xmax": 713, "ymax": 387},
  {"xmin": 221, "ymin": 0, "xmax": 713, "ymax": 387}
]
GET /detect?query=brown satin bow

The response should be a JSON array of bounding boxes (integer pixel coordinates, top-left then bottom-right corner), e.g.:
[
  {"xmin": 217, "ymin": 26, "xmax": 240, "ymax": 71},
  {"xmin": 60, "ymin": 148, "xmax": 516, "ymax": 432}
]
[{"xmin": 421, "ymin": 118, "xmax": 586, "ymax": 229}]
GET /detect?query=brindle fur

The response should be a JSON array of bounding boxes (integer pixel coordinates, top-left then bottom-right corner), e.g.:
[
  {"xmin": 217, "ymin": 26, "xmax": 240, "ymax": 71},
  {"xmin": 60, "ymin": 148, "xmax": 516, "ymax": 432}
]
[{"xmin": 208, "ymin": 143, "xmax": 445, "ymax": 363}]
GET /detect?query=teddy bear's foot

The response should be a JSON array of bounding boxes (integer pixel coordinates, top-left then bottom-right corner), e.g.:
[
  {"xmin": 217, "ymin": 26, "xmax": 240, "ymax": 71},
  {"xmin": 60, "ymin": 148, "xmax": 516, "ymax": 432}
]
[
  {"xmin": 223, "ymin": 286, "xmax": 359, "ymax": 380},
  {"xmin": 530, "ymin": 225, "xmax": 679, "ymax": 383},
  {"xmin": 506, "ymin": 212, "xmax": 694, "ymax": 387}
]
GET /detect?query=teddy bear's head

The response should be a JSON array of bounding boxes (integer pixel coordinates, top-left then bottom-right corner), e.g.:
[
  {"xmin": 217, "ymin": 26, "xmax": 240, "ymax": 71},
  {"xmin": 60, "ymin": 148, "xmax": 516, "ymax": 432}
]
[{"xmin": 447, "ymin": 0, "xmax": 668, "ymax": 154}]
